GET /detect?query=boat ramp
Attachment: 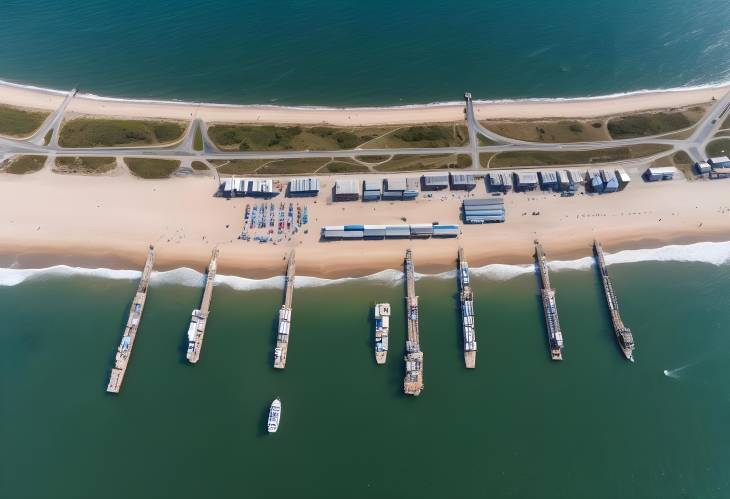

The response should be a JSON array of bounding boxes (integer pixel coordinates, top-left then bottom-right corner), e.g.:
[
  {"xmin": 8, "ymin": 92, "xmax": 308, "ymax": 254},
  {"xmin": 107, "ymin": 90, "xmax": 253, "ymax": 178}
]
[
  {"xmin": 186, "ymin": 248, "xmax": 219, "ymax": 364},
  {"xmin": 106, "ymin": 246, "xmax": 155, "ymax": 393},
  {"xmin": 458, "ymin": 248, "xmax": 477, "ymax": 368},
  {"xmin": 274, "ymin": 251, "xmax": 296, "ymax": 369},
  {"xmin": 534, "ymin": 241, "xmax": 564, "ymax": 361},
  {"xmin": 403, "ymin": 249, "xmax": 424, "ymax": 396},
  {"xmin": 593, "ymin": 240, "xmax": 635, "ymax": 361}
]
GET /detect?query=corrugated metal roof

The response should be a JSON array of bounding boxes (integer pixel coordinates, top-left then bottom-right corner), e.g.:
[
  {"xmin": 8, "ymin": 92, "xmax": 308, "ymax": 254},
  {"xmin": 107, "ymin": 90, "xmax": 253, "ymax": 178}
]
[
  {"xmin": 450, "ymin": 173, "xmax": 476, "ymax": 185},
  {"xmin": 335, "ymin": 179, "xmax": 359, "ymax": 194},
  {"xmin": 289, "ymin": 177, "xmax": 320, "ymax": 192},
  {"xmin": 463, "ymin": 198, "xmax": 504, "ymax": 206},
  {"xmin": 515, "ymin": 172, "xmax": 539, "ymax": 184},
  {"xmin": 646, "ymin": 167, "xmax": 677, "ymax": 175},
  {"xmin": 385, "ymin": 178, "xmax": 407, "ymax": 191},
  {"xmin": 422, "ymin": 174, "xmax": 449, "ymax": 185},
  {"xmin": 363, "ymin": 180, "xmax": 381, "ymax": 191}
]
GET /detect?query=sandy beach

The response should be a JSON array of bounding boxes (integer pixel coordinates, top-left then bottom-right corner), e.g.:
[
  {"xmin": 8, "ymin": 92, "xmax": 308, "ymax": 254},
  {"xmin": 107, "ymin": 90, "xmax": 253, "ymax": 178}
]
[
  {"xmin": 1, "ymin": 163, "xmax": 729, "ymax": 279},
  {"xmin": 1, "ymin": 79, "xmax": 729, "ymax": 125}
]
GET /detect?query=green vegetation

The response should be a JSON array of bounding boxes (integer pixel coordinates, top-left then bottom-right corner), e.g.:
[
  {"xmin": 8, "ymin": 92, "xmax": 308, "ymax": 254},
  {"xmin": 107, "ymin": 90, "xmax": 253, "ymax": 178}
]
[
  {"xmin": 722, "ymin": 114, "xmax": 730, "ymax": 129},
  {"xmin": 124, "ymin": 158, "xmax": 180, "ymax": 179},
  {"xmin": 4, "ymin": 155, "xmax": 46, "ymax": 174},
  {"xmin": 706, "ymin": 139, "xmax": 730, "ymax": 158},
  {"xmin": 193, "ymin": 125, "xmax": 204, "ymax": 151},
  {"xmin": 354, "ymin": 155, "xmax": 390, "ymax": 163},
  {"xmin": 0, "ymin": 104, "xmax": 49, "ymax": 137},
  {"xmin": 672, "ymin": 150, "xmax": 695, "ymax": 179},
  {"xmin": 607, "ymin": 106, "xmax": 707, "ymax": 139},
  {"xmin": 478, "ymin": 134, "xmax": 498, "ymax": 146},
  {"xmin": 212, "ymin": 159, "xmax": 271, "ymax": 175},
  {"xmin": 482, "ymin": 119, "xmax": 610, "ymax": 143},
  {"xmin": 489, "ymin": 144, "xmax": 671, "ymax": 168},
  {"xmin": 43, "ymin": 129, "xmax": 53, "ymax": 145},
  {"xmin": 208, "ymin": 124, "xmax": 386, "ymax": 151},
  {"xmin": 372, "ymin": 154, "xmax": 471, "ymax": 172},
  {"xmin": 258, "ymin": 158, "xmax": 330, "ymax": 174},
  {"xmin": 191, "ymin": 161, "xmax": 209, "ymax": 171},
  {"xmin": 715, "ymin": 130, "xmax": 730, "ymax": 138},
  {"xmin": 480, "ymin": 152, "xmax": 496, "ymax": 167},
  {"xmin": 55, "ymin": 156, "xmax": 116, "ymax": 174},
  {"xmin": 362, "ymin": 124, "xmax": 468, "ymax": 148},
  {"xmin": 59, "ymin": 118, "xmax": 185, "ymax": 148},
  {"xmin": 323, "ymin": 162, "xmax": 371, "ymax": 173}
]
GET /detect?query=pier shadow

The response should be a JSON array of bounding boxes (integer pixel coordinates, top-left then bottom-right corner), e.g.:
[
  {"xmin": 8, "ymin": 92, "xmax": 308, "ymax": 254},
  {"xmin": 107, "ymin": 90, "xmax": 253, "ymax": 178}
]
[
  {"xmin": 590, "ymin": 259, "xmax": 624, "ymax": 358},
  {"xmin": 267, "ymin": 313, "xmax": 280, "ymax": 371},
  {"xmin": 257, "ymin": 404, "xmax": 271, "ymax": 437}
]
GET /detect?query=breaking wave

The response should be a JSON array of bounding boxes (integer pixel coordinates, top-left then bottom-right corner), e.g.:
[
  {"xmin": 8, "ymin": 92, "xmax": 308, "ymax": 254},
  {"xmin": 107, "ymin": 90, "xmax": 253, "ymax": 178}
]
[{"xmin": 1, "ymin": 240, "xmax": 730, "ymax": 288}]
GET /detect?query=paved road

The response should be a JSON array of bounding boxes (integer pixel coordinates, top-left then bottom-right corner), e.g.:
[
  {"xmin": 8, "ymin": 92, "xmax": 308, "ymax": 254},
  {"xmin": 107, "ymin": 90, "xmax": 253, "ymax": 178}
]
[{"xmin": 2, "ymin": 88, "xmax": 729, "ymax": 169}]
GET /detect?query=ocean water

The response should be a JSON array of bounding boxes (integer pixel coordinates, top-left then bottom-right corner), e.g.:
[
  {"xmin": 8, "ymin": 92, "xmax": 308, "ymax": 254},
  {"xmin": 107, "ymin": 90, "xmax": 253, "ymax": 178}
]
[
  {"xmin": 3, "ymin": 253, "xmax": 730, "ymax": 498},
  {"xmin": 0, "ymin": 0, "xmax": 729, "ymax": 105}
]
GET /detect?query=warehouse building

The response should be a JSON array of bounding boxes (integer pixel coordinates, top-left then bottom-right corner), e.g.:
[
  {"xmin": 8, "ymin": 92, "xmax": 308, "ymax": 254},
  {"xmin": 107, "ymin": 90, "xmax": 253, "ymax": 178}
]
[
  {"xmin": 333, "ymin": 179, "xmax": 360, "ymax": 201},
  {"xmin": 288, "ymin": 177, "xmax": 320, "ymax": 197},
  {"xmin": 708, "ymin": 156, "xmax": 730, "ymax": 169},
  {"xmin": 587, "ymin": 170, "xmax": 604, "ymax": 193},
  {"xmin": 220, "ymin": 177, "xmax": 275, "ymax": 198},
  {"xmin": 487, "ymin": 172, "xmax": 513, "ymax": 192},
  {"xmin": 539, "ymin": 170, "xmax": 558, "ymax": 190},
  {"xmin": 513, "ymin": 172, "xmax": 539, "ymax": 191},
  {"xmin": 382, "ymin": 177, "xmax": 419, "ymax": 200},
  {"xmin": 463, "ymin": 198, "xmax": 505, "ymax": 223},
  {"xmin": 421, "ymin": 174, "xmax": 450, "ymax": 191},
  {"xmin": 644, "ymin": 166, "xmax": 677, "ymax": 182},
  {"xmin": 450, "ymin": 173, "xmax": 477, "ymax": 190},
  {"xmin": 600, "ymin": 169, "xmax": 619, "ymax": 193},
  {"xmin": 362, "ymin": 179, "xmax": 382, "ymax": 201},
  {"xmin": 615, "ymin": 169, "xmax": 631, "ymax": 190},
  {"xmin": 321, "ymin": 223, "xmax": 458, "ymax": 240},
  {"xmin": 694, "ymin": 161, "xmax": 711, "ymax": 174},
  {"xmin": 557, "ymin": 170, "xmax": 572, "ymax": 191}
]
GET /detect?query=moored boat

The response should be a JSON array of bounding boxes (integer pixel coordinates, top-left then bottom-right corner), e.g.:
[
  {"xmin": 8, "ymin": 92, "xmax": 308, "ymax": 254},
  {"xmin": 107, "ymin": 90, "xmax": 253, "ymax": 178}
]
[{"xmin": 268, "ymin": 397, "xmax": 281, "ymax": 433}]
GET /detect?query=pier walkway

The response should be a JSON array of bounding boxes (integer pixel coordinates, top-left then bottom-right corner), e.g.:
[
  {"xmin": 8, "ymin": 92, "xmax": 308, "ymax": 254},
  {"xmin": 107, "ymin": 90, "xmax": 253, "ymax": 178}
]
[
  {"xmin": 403, "ymin": 249, "xmax": 424, "ymax": 395},
  {"xmin": 274, "ymin": 251, "xmax": 295, "ymax": 369},
  {"xmin": 534, "ymin": 241, "xmax": 564, "ymax": 361},
  {"xmin": 186, "ymin": 248, "xmax": 219, "ymax": 364},
  {"xmin": 106, "ymin": 246, "xmax": 155, "ymax": 393},
  {"xmin": 458, "ymin": 248, "xmax": 477, "ymax": 368},
  {"xmin": 593, "ymin": 241, "xmax": 635, "ymax": 361}
]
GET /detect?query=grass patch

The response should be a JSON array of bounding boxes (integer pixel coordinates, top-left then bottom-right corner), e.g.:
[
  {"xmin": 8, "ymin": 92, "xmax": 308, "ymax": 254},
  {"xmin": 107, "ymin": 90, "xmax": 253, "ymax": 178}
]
[
  {"xmin": 362, "ymin": 124, "xmax": 468, "ymax": 148},
  {"xmin": 0, "ymin": 104, "xmax": 49, "ymax": 137},
  {"xmin": 124, "ymin": 158, "xmax": 180, "ymax": 179},
  {"xmin": 258, "ymin": 158, "xmax": 330, "ymax": 174},
  {"xmin": 324, "ymin": 161, "xmax": 371, "ymax": 173},
  {"xmin": 191, "ymin": 161, "xmax": 209, "ymax": 171},
  {"xmin": 55, "ymin": 156, "xmax": 116, "ymax": 174},
  {"xmin": 43, "ymin": 129, "xmax": 53, "ymax": 145},
  {"xmin": 354, "ymin": 155, "xmax": 391, "ymax": 163},
  {"xmin": 480, "ymin": 152, "xmax": 496, "ymax": 167},
  {"xmin": 212, "ymin": 159, "xmax": 270, "ymax": 175},
  {"xmin": 373, "ymin": 154, "xmax": 471, "ymax": 172},
  {"xmin": 193, "ymin": 125, "xmax": 204, "ymax": 151},
  {"xmin": 672, "ymin": 150, "xmax": 695, "ymax": 179},
  {"xmin": 706, "ymin": 139, "xmax": 730, "ymax": 158},
  {"xmin": 490, "ymin": 144, "xmax": 671, "ymax": 168},
  {"xmin": 208, "ymin": 124, "xmax": 396, "ymax": 151},
  {"xmin": 4, "ymin": 155, "xmax": 46, "ymax": 174},
  {"xmin": 607, "ymin": 106, "xmax": 707, "ymax": 139},
  {"xmin": 722, "ymin": 114, "xmax": 730, "ymax": 129},
  {"xmin": 60, "ymin": 118, "xmax": 185, "ymax": 147},
  {"xmin": 714, "ymin": 130, "xmax": 730, "ymax": 138},
  {"xmin": 481, "ymin": 119, "xmax": 610, "ymax": 143},
  {"xmin": 478, "ymin": 134, "xmax": 499, "ymax": 146}
]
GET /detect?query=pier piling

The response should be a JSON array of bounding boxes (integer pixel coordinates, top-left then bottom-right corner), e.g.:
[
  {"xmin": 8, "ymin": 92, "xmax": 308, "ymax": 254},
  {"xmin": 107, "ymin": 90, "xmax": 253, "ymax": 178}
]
[
  {"xmin": 534, "ymin": 241, "xmax": 564, "ymax": 361},
  {"xmin": 186, "ymin": 248, "xmax": 220, "ymax": 364},
  {"xmin": 458, "ymin": 248, "xmax": 477, "ymax": 368},
  {"xmin": 274, "ymin": 251, "xmax": 296, "ymax": 369},
  {"xmin": 403, "ymin": 249, "xmax": 424, "ymax": 395}
]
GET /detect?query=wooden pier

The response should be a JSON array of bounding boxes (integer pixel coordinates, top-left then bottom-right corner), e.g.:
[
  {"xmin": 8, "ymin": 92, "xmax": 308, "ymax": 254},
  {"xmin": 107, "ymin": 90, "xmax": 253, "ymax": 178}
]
[
  {"xmin": 106, "ymin": 246, "xmax": 155, "ymax": 393},
  {"xmin": 274, "ymin": 251, "xmax": 295, "ymax": 369},
  {"xmin": 458, "ymin": 248, "xmax": 477, "ymax": 368},
  {"xmin": 534, "ymin": 241, "xmax": 564, "ymax": 361},
  {"xmin": 186, "ymin": 248, "xmax": 220, "ymax": 364},
  {"xmin": 403, "ymin": 249, "xmax": 424, "ymax": 395},
  {"xmin": 593, "ymin": 240, "xmax": 635, "ymax": 361}
]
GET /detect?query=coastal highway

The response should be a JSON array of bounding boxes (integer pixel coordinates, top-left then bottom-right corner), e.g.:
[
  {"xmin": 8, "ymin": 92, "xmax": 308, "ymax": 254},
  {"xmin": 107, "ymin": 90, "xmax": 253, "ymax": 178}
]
[{"xmin": 1, "ymin": 89, "xmax": 729, "ymax": 168}]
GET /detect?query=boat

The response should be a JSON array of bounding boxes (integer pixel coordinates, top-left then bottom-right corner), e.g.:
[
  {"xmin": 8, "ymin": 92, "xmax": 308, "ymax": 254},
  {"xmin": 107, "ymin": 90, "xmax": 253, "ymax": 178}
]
[
  {"xmin": 268, "ymin": 397, "xmax": 282, "ymax": 433},
  {"xmin": 374, "ymin": 303, "xmax": 390, "ymax": 364}
]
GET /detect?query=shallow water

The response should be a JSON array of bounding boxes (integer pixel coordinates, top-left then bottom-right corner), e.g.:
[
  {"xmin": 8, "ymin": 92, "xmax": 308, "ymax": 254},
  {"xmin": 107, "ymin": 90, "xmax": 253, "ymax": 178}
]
[{"xmin": 2, "ymin": 259, "xmax": 730, "ymax": 498}]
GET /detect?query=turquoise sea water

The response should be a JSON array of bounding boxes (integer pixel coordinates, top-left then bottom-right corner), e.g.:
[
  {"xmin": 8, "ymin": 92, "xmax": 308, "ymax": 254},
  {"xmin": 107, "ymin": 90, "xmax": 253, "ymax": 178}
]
[
  {"xmin": 3, "ymin": 260, "xmax": 730, "ymax": 498},
  {"xmin": 0, "ymin": 0, "xmax": 729, "ymax": 105}
]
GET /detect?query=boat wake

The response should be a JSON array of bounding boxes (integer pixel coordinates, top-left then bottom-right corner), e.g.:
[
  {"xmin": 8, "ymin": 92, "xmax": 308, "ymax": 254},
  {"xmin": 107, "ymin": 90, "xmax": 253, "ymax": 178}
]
[{"xmin": 2, "ymin": 240, "xmax": 730, "ymax": 289}]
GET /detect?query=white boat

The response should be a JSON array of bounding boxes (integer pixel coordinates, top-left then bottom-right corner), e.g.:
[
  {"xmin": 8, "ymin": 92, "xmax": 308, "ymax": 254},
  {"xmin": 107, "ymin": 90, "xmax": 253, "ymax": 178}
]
[{"xmin": 267, "ymin": 398, "xmax": 281, "ymax": 433}]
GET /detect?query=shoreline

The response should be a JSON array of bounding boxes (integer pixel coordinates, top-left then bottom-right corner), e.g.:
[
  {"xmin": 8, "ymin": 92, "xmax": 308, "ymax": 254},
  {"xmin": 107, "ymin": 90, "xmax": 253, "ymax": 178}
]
[{"xmin": 1, "ymin": 77, "xmax": 729, "ymax": 125}]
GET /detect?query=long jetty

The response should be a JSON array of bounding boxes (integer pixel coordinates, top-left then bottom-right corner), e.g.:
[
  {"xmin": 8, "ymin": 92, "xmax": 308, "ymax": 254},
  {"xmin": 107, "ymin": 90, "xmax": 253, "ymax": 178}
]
[
  {"xmin": 593, "ymin": 240, "xmax": 635, "ymax": 361},
  {"xmin": 534, "ymin": 241, "xmax": 564, "ymax": 361},
  {"xmin": 106, "ymin": 245, "xmax": 156, "ymax": 393},
  {"xmin": 458, "ymin": 248, "xmax": 477, "ymax": 368},
  {"xmin": 403, "ymin": 249, "xmax": 424, "ymax": 395},
  {"xmin": 274, "ymin": 250, "xmax": 295, "ymax": 369},
  {"xmin": 186, "ymin": 248, "xmax": 220, "ymax": 364}
]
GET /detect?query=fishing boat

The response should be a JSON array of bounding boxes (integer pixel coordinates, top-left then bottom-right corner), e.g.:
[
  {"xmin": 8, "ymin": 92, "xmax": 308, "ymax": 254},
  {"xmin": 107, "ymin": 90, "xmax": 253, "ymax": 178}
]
[
  {"xmin": 267, "ymin": 397, "xmax": 282, "ymax": 433},
  {"xmin": 373, "ymin": 303, "xmax": 390, "ymax": 364}
]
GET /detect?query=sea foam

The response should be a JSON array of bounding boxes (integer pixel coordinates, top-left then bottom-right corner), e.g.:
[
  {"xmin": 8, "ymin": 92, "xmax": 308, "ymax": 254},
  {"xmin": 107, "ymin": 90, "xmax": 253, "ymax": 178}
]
[{"xmin": 1, "ymin": 240, "xmax": 730, "ymax": 289}]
